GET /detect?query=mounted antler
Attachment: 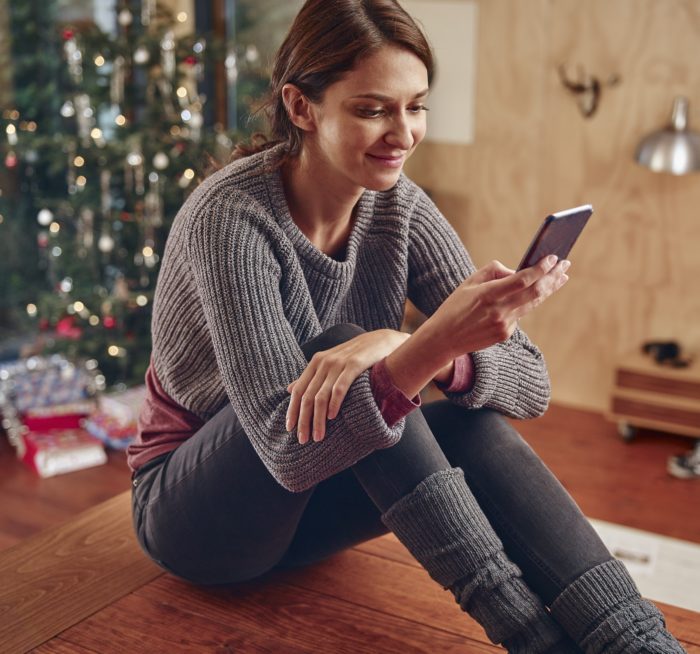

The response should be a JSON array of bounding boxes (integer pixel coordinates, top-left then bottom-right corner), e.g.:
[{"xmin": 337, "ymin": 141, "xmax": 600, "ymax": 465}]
[{"xmin": 558, "ymin": 64, "xmax": 620, "ymax": 118}]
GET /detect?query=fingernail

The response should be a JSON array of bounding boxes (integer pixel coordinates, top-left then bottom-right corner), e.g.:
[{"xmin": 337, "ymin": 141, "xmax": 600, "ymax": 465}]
[
  {"xmin": 546, "ymin": 255, "xmax": 558, "ymax": 266},
  {"xmin": 561, "ymin": 260, "xmax": 571, "ymax": 272}
]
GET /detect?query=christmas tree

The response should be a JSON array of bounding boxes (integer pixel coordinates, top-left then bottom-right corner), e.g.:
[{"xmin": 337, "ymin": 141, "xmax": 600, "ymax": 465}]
[{"xmin": 0, "ymin": 0, "xmax": 267, "ymax": 389}]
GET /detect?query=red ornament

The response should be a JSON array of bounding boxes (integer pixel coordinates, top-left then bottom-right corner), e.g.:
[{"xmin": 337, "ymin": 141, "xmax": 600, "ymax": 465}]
[
  {"xmin": 184, "ymin": 55, "xmax": 197, "ymax": 66},
  {"xmin": 5, "ymin": 151, "xmax": 18, "ymax": 168},
  {"xmin": 103, "ymin": 315, "xmax": 116, "ymax": 329},
  {"xmin": 56, "ymin": 315, "xmax": 82, "ymax": 340},
  {"xmin": 37, "ymin": 232, "xmax": 49, "ymax": 248},
  {"xmin": 62, "ymin": 27, "xmax": 75, "ymax": 41}
]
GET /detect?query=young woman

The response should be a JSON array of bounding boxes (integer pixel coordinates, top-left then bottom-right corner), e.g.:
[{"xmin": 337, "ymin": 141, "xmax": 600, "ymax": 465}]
[{"xmin": 128, "ymin": 1, "xmax": 685, "ymax": 652}]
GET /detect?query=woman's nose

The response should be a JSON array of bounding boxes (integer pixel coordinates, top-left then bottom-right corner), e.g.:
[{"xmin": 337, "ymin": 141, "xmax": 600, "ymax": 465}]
[{"xmin": 385, "ymin": 115, "xmax": 414, "ymax": 150}]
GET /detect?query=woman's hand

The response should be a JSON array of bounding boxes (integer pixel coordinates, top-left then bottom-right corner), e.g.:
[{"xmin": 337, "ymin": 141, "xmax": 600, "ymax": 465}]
[
  {"xmin": 426, "ymin": 255, "xmax": 570, "ymax": 361},
  {"xmin": 286, "ymin": 329, "xmax": 411, "ymax": 445}
]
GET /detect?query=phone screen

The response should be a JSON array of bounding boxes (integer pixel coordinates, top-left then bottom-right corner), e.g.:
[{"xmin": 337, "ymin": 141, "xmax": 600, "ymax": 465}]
[{"xmin": 516, "ymin": 204, "xmax": 593, "ymax": 271}]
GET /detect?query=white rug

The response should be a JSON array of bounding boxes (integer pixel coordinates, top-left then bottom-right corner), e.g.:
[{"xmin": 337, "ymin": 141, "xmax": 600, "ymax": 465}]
[{"xmin": 590, "ymin": 519, "xmax": 700, "ymax": 612}]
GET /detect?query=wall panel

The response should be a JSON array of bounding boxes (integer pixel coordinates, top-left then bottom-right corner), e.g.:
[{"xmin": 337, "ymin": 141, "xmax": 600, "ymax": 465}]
[{"xmin": 405, "ymin": 0, "xmax": 700, "ymax": 410}]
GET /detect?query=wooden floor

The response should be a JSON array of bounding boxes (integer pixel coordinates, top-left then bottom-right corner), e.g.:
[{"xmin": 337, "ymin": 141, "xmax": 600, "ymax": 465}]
[{"xmin": 1, "ymin": 403, "xmax": 698, "ymax": 653}]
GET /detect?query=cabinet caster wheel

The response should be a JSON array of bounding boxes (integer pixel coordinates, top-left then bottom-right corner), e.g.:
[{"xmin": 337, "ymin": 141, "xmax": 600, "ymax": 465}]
[{"xmin": 618, "ymin": 422, "xmax": 638, "ymax": 442}]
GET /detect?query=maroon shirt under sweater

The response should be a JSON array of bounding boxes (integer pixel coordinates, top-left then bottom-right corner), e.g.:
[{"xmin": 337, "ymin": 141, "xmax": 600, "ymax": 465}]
[{"xmin": 128, "ymin": 353, "xmax": 474, "ymax": 474}]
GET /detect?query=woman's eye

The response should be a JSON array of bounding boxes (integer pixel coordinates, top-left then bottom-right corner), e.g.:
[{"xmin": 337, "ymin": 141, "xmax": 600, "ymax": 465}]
[
  {"xmin": 358, "ymin": 108, "xmax": 384, "ymax": 118},
  {"xmin": 408, "ymin": 104, "xmax": 429, "ymax": 114}
]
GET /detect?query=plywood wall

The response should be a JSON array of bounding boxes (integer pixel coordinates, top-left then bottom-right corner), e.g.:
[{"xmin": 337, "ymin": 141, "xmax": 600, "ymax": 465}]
[{"xmin": 405, "ymin": 0, "xmax": 700, "ymax": 411}]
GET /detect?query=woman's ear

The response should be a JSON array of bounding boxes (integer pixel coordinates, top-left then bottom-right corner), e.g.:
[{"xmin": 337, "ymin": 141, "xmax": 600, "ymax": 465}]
[{"xmin": 281, "ymin": 83, "xmax": 317, "ymax": 132}]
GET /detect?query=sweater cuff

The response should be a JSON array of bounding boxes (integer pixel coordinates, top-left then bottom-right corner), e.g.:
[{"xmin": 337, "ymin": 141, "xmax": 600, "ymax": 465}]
[
  {"xmin": 434, "ymin": 353, "xmax": 475, "ymax": 393},
  {"xmin": 370, "ymin": 357, "xmax": 422, "ymax": 428}
]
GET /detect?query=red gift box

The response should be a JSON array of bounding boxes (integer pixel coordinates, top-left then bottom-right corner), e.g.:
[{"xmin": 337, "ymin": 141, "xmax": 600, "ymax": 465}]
[
  {"xmin": 21, "ymin": 399, "xmax": 97, "ymax": 432},
  {"xmin": 21, "ymin": 428, "xmax": 107, "ymax": 478}
]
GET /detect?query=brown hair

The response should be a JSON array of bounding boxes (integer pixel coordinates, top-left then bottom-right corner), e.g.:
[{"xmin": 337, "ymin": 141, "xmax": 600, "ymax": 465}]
[{"xmin": 231, "ymin": 0, "xmax": 434, "ymax": 166}]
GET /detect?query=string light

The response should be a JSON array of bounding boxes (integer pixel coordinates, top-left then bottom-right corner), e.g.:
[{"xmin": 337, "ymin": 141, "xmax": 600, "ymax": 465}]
[
  {"xmin": 136, "ymin": 294, "xmax": 148, "ymax": 306},
  {"xmin": 49, "ymin": 222, "xmax": 60, "ymax": 233},
  {"xmin": 26, "ymin": 304, "xmax": 37, "ymax": 316},
  {"xmin": 73, "ymin": 301, "xmax": 85, "ymax": 312},
  {"xmin": 74, "ymin": 155, "xmax": 84, "ymax": 167},
  {"xmin": 88, "ymin": 315, "xmax": 100, "ymax": 326},
  {"xmin": 176, "ymin": 86, "xmax": 187, "ymax": 98},
  {"xmin": 177, "ymin": 11, "xmax": 188, "ymax": 22},
  {"xmin": 94, "ymin": 55, "xmax": 105, "ymax": 67},
  {"xmin": 115, "ymin": 114, "xmax": 127, "ymax": 126},
  {"xmin": 142, "ymin": 246, "xmax": 154, "ymax": 257}
]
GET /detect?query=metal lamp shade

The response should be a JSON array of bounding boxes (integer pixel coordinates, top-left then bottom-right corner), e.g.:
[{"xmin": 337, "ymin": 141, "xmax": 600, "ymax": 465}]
[{"xmin": 635, "ymin": 96, "xmax": 700, "ymax": 175}]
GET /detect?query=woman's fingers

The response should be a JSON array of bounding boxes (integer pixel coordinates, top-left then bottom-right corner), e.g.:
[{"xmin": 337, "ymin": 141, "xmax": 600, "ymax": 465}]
[{"xmin": 509, "ymin": 260, "xmax": 570, "ymax": 317}]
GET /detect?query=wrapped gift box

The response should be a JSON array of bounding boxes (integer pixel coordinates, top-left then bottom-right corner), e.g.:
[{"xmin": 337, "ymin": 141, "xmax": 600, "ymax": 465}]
[
  {"xmin": 21, "ymin": 428, "xmax": 107, "ymax": 478},
  {"xmin": 99, "ymin": 385, "xmax": 146, "ymax": 426},
  {"xmin": 21, "ymin": 399, "xmax": 97, "ymax": 432},
  {"xmin": 83, "ymin": 410, "xmax": 137, "ymax": 450}
]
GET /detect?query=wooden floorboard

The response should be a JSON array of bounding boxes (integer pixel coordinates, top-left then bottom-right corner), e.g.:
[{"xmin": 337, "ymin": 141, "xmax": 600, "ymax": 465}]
[
  {"xmin": 0, "ymin": 435, "xmax": 130, "ymax": 549},
  {"xmin": 52, "ymin": 573, "xmax": 493, "ymax": 654},
  {"xmin": 512, "ymin": 404, "xmax": 700, "ymax": 543},
  {"xmin": 0, "ymin": 492, "xmax": 162, "ymax": 654}
]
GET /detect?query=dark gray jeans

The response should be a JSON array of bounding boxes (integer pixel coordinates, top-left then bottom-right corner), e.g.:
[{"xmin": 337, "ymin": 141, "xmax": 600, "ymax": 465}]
[{"xmin": 131, "ymin": 323, "xmax": 612, "ymax": 603}]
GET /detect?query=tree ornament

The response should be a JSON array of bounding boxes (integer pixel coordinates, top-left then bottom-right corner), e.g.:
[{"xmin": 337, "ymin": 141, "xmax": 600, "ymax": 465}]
[
  {"xmin": 133, "ymin": 46, "xmax": 150, "ymax": 65},
  {"xmin": 5, "ymin": 151, "xmax": 17, "ymax": 168},
  {"xmin": 56, "ymin": 315, "xmax": 82, "ymax": 340},
  {"xmin": 37, "ymin": 231, "xmax": 49, "ymax": 248},
  {"xmin": 117, "ymin": 9, "xmax": 133, "ymax": 27},
  {"xmin": 98, "ymin": 170, "xmax": 112, "ymax": 233},
  {"xmin": 98, "ymin": 231, "xmax": 115, "ymax": 253},
  {"xmin": 37, "ymin": 208, "xmax": 54, "ymax": 226},
  {"xmin": 103, "ymin": 315, "xmax": 116, "ymax": 329},
  {"xmin": 160, "ymin": 30, "xmax": 176, "ymax": 79},
  {"xmin": 152, "ymin": 151, "xmax": 169, "ymax": 170},
  {"xmin": 60, "ymin": 100, "xmax": 75, "ymax": 118},
  {"xmin": 110, "ymin": 55, "xmax": 126, "ymax": 106},
  {"xmin": 63, "ymin": 31, "xmax": 83, "ymax": 84},
  {"xmin": 141, "ymin": 0, "xmax": 156, "ymax": 27},
  {"xmin": 73, "ymin": 93, "xmax": 95, "ymax": 146},
  {"xmin": 78, "ymin": 207, "xmax": 95, "ymax": 248}
]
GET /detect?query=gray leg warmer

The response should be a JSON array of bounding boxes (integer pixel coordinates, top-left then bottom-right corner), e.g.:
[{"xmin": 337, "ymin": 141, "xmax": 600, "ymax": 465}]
[
  {"xmin": 380, "ymin": 467, "xmax": 577, "ymax": 653},
  {"xmin": 549, "ymin": 559, "xmax": 686, "ymax": 653}
]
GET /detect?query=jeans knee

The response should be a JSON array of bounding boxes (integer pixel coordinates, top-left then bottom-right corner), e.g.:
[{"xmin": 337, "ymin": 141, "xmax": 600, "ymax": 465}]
[{"xmin": 301, "ymin": 323, "xmax": 366, "ymax": 359}]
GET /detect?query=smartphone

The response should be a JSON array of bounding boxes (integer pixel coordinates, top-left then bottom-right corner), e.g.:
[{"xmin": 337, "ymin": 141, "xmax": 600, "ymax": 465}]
[{"xmin": 516, "ymin": 204, "xmax": 594, "ymax": 271}]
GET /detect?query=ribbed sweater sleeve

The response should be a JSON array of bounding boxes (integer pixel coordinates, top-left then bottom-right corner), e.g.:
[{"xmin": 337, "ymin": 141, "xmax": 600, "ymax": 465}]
[
  {"xmin": 406, "ymin": 188, "xmax": 551, "ymax": 419},
  {"xmin": 185, "ymin": 194, "xmax": 405, "ymax": 493}
]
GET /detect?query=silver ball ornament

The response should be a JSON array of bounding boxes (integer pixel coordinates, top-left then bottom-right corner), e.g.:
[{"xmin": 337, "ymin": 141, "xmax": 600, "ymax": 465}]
[
  {"xmin": 98, "ymin": 233, "xmax": 115, "ymax": 253},
  {"xmin": 118, "ymin": 9, "xmax": 133, "ymax": 27},
  {"xmin": 133, "ymin": 46, "xmax": 150, "ymax": 65},
  {"xmin": 153, "ymin": 152, "xmax": 169, "ymax": 170},
  {"xmin": 37, "ymin": 208, "xmax": 54, "ymax": 226}
]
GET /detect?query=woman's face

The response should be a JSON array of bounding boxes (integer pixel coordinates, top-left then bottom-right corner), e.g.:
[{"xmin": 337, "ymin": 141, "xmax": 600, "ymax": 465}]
[{"xmin": 305, "ymin": 45, "xmax": 430, "ymax": 193}]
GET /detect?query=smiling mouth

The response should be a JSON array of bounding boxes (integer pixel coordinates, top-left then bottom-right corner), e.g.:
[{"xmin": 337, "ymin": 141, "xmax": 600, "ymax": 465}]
[{"xmin": 366, "ymin": 153, "xmax": 405, "ymax": 168}]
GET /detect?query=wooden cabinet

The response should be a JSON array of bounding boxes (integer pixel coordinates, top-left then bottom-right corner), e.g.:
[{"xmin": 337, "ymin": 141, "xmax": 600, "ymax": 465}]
[{"xmin": 608, "ymin": 351, "xmax": 700, "ymax": 440}]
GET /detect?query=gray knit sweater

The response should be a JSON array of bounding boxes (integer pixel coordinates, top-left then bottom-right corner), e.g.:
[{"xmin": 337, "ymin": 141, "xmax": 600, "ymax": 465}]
[{"xmin": 149, "ymin": 143, "xmax": 551, "ymax": 492}]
